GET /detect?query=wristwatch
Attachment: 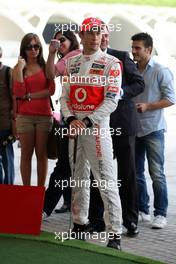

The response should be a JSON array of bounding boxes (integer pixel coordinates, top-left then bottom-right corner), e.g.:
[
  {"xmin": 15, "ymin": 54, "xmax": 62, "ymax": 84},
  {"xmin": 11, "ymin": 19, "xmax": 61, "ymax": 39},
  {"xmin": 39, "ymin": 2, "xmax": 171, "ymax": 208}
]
[{"xmin": 82, "ymin": 117, "xmax": 93, "ymax": 128}]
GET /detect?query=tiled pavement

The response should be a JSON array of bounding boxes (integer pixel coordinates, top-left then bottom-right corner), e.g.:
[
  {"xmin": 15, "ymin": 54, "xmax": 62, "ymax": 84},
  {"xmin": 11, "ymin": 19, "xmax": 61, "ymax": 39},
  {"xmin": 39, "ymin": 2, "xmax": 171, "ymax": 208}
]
[
  {"xmin": 14, "ymin": 107, "xmax": 176, "ymax": 264},
  {"xmin": 41, "ymin": 212, "xmax": 176, "ymax": 264}
]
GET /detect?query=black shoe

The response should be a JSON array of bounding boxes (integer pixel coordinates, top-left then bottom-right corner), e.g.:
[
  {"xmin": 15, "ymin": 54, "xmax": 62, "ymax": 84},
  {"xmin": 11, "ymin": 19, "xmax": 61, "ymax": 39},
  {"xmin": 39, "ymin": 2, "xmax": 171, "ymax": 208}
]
[
  {"xmin": 55, "ymin": 204, "xmax": 70, "ymax": 213},
  {"xmin": 107, "ymin": 233, "xmax": 121, "ymax": 250},
  {"xmin": 70, "ymin": 223, "xmax": 87, "ymax": 241},
  {"xmin": 84, "ymin": 221, "xmax": 106, "ymax": 234},
  {"xmin": 126, "ymin": 222, "xmax": 139, "ymax": 237}
]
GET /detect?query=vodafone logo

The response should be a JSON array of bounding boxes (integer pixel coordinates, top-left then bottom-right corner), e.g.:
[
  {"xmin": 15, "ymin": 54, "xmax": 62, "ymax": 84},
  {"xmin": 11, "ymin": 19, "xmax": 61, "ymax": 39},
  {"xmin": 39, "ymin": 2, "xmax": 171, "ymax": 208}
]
[{"xmin": 75, "ymin": 88, "xmax": 87, "ymax": 102}]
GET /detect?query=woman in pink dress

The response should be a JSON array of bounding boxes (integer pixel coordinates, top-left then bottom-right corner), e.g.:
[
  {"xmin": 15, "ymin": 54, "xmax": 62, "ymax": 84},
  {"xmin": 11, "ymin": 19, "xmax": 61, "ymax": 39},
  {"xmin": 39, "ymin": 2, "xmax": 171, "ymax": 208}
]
[
  {"xmin": 43, "ymin": 30, "xmax": 80, "ymax": 218},
  {"xmin": 46, "ymin": 29, "xmax": 81, "ymax": 78}
]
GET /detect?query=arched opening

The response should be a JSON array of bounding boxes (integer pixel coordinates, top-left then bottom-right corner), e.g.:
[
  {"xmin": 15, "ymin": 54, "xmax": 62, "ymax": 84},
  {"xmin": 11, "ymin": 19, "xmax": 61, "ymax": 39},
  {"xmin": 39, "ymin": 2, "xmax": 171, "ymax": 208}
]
[
  {"xmin": 109, "ymin": 15, "xmax": 157, "ymax": 55},
  {"xmin": 42, "ymin": 14, "xmax": 78, "ymax": 44},
  {"xmin": 0, "ymin": 14, "xmax": 26, "ymax": 65},
  {"xmin": 109, "ymin": 16, "xmax": 145, "ymax": 52}
]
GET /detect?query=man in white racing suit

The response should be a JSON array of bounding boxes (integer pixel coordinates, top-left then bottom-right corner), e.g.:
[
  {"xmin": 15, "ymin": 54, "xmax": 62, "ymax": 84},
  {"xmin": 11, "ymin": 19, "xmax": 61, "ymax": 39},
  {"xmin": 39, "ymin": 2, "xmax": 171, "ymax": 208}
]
[{"xmin": 60, "ymin": 17, "xmax": 122, "ymax": 249}]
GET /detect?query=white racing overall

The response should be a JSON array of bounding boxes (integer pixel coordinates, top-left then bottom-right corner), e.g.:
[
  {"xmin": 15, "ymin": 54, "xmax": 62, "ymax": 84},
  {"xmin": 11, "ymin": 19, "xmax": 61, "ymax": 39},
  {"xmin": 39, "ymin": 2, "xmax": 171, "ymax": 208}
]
[{"xmin": 60, "ymin": 49, "xmax": 122, "ymax": 234}]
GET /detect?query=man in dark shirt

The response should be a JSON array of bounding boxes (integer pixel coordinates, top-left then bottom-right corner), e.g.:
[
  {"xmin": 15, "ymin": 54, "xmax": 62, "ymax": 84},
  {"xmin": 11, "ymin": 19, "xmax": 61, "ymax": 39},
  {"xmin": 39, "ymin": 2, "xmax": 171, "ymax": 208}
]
[
  {"xmin": 88, "ymin": 24, "xmax": 145, "ymax": 236},
  {"xmin": 0, "ymin": 47, "xmax": 15, "ymax": 184}
]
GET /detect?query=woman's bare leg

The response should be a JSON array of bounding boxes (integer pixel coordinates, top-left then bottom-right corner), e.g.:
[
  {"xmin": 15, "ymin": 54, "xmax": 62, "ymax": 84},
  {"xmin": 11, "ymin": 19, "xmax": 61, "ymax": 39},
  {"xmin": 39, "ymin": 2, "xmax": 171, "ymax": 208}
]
[
  {"xmin": 19, "ymin": 132, "xmax": 35, "ymax": 185},
  {"xmin": 35, "ymin": 130, "xmax": 48, "ymax": 186}
]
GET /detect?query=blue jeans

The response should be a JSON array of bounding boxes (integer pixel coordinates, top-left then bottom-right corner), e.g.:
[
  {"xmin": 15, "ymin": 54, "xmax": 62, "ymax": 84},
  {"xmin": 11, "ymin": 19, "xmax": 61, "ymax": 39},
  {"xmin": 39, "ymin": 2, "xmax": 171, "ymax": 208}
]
[
  {"xmin": 135, "ymin": 130, "xmax": 168, "ymax": 217},
  {"xmin": 0, "ymin": 131, "xmax": 15, "ymax": 184}
]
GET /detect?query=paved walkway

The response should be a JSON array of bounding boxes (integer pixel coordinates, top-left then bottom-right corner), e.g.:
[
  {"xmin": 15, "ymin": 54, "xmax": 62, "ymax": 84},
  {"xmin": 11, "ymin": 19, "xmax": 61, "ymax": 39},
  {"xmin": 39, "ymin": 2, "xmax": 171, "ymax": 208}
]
[{"xmin": 14, "ymin": 107, "xmax": 176, "ymax": 264}]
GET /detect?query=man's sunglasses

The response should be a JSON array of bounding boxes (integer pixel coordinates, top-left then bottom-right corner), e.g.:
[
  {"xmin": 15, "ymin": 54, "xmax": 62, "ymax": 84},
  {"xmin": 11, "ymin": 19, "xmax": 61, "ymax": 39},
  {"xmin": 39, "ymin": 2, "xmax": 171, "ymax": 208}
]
[
  {"xmin": 25, "ymin": 44, "xmax": 41, "ymax": 51},
  {"xmin": 58, "ymin": 37, "xmax": 67, "ymax": 43}
]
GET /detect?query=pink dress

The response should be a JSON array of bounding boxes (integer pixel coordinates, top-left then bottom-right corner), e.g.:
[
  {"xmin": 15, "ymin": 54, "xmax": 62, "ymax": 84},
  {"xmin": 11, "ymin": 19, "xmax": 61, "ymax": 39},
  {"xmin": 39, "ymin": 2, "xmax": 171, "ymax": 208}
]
[{"xmin": 55, "ymin": 49, "xmax": 81, "ymax": 77}]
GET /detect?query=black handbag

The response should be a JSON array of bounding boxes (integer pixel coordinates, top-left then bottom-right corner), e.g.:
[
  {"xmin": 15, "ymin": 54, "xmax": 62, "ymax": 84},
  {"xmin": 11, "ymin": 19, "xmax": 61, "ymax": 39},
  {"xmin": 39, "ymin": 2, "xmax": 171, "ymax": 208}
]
[{"xmin": 47, "ymin": 98, "xmax": 60, "ymax": 160}]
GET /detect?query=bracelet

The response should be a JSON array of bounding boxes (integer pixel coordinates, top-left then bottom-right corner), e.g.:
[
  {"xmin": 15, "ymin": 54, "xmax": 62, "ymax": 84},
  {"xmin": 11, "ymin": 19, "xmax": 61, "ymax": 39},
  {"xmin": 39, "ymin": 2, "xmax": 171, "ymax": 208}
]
[{"xmin": 26, "ymin": 93, "xmax": 31, "ymax": 101}]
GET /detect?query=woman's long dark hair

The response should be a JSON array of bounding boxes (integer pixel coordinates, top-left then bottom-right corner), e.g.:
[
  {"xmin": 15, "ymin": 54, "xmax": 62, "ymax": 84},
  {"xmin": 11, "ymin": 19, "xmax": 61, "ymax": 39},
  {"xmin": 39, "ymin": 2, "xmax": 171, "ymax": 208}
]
[
  {"xmin": 53, "ymin": 29, "xmax": 79, "ymax": 58},
  {"xmin": 20, "ymin": 33, "xmax": 45, "ymax": 69}
]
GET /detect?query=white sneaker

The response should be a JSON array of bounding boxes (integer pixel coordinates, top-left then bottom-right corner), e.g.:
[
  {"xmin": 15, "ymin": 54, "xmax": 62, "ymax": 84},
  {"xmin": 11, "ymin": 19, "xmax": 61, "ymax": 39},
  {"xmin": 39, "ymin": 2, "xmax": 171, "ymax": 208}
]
[
  {"xmin": 152, "ymin": 215, "xmax": 167, "ymax": 229},
  {"xmin": 42, "ymin": 211, "xmax": 49, "ymax": 221},
  {"xmin": 139, "ymin": 211, "xmax": 151, "ymax": 222}
]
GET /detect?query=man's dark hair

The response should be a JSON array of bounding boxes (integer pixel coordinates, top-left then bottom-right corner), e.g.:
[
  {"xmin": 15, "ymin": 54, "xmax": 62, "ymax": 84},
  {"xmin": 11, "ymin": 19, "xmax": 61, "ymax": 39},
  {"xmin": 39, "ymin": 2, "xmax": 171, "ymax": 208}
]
[{"xmin": 131, "ymin": 33, "xmax": 153, "ymax": 49}]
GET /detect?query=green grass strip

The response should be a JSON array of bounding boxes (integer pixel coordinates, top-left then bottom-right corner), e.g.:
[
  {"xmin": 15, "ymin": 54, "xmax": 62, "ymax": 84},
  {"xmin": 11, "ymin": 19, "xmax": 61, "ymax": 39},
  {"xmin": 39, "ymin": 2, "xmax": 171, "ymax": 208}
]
[
  {"xmin": 0, "ymin": 231, "xmax": 164, "ymax": 264},
  {"xmin": 50, "ymin": 0, "xmax": 176, "ymax": 7}
]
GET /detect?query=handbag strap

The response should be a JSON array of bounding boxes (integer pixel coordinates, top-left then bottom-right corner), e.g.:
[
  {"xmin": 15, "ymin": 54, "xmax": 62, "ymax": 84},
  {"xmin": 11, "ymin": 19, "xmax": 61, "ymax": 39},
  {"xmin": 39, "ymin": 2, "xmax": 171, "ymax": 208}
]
[{"xmin": 50, "ymin": 97, "xmax": 55, "ymax": 112}]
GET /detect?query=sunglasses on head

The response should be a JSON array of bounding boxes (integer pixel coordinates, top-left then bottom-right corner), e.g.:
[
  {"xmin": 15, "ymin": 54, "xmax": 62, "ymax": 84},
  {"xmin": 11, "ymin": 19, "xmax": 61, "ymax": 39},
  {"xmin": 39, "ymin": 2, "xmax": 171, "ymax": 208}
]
[
  {"xmin": 58, "ymin": 37, "xmax": 67, "ymax": 43},
  {"xmin": 25, "ymin": 44, "xmax": 41, "ymax": 51}
]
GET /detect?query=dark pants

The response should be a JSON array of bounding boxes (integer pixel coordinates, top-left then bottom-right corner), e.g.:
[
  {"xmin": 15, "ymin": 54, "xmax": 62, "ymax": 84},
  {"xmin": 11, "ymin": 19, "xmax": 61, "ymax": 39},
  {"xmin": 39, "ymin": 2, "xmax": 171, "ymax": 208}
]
[
  {"xmin": 0, "ymin": 130, "xmax": 15, "ymax": 185},
  {"xmin": 89, "ymin": 136, "xmax": 138, "ymax": 229},
  {"xmin": 44, "ymin": 136, "xmax": 71, "ymax": 216}
]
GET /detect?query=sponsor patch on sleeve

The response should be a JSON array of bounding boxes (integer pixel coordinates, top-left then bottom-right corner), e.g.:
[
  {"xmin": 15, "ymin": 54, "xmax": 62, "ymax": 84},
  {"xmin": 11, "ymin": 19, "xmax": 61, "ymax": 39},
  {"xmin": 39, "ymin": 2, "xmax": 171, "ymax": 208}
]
[
  {"xmin": 109, "ymin": 69, "xmax": 120, "ymax": 77},
  {"xmin": 107, "ymin": 86, "xmax": 120, "ymax": 93},
  {"xmin": 106, "ymin": 92, "xmax": 117, "ymax": 99}
]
